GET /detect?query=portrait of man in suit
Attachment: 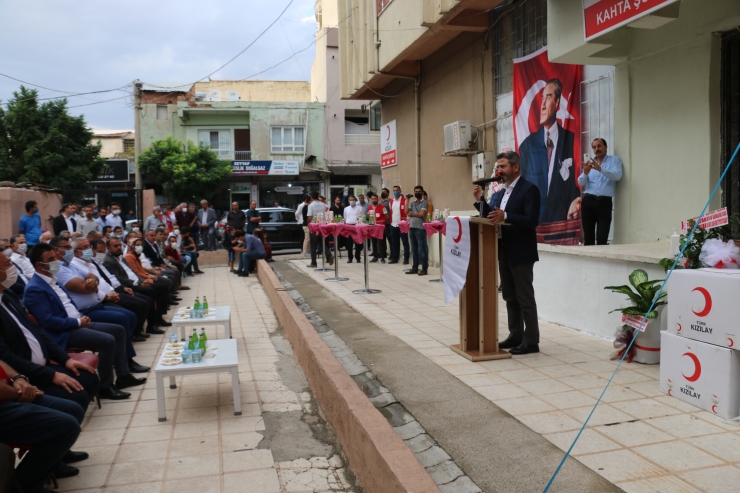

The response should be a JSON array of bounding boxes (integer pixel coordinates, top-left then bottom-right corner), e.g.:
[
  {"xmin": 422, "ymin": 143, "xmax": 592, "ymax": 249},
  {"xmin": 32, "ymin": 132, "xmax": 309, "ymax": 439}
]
[{"xmin": 518, "ymin": 78, "xmax": 581, "ymax": 224}]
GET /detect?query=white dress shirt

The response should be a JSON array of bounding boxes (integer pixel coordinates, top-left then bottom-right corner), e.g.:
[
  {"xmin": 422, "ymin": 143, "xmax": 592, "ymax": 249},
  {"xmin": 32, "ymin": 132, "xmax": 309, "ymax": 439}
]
[
  {"xmin": 0, "ymin": 293, "xmax": 45, "ymax": 366},
  {"xmin": 200, "ymin": 209, "xmax": 209, "ymax": 225},
  {"xmin": 390, "ymin": 199, "xmax": 403, "ymax": 227},
  {"xmin": 343, "ymin": 205, "xmax": 363, "ymax": 225},
  {"xmin": 10, "ymin": 252, "xmax": 35, "ymax": 280},
  {"xmin": 544, "ymin": 124, "xmax": 559, "ymax": 191},
  {"xmin": 36, "ymin": 272, "xmax": 83, "ymax": 322},
  {"xmin": 72, "ymin": 257, "xmax": 115, "ymax": 300},
  {"xmin": 63, "ymin": 214, "xmax": 74, "ymax": 233},
  {"xmin": 105, "ymin": 214, "xmax": 123, "ymax": 229},
  {"xmin": 117, "ymin": 256, "xmax": 140, "ymax": 283},
  {"xmin": 93, "ymin": 257, "xmax": 121, "ymax": 289}
]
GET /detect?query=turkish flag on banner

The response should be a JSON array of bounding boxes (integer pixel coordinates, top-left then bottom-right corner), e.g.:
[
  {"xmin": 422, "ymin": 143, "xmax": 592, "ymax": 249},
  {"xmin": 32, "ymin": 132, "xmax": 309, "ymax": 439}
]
[
  {"xmin": 513, "ymin": 46, "xmax": 583, "ymax": 245},
  {"xmin": 443, "ymin": 216, "xmax": 471, "ymax": 305}
]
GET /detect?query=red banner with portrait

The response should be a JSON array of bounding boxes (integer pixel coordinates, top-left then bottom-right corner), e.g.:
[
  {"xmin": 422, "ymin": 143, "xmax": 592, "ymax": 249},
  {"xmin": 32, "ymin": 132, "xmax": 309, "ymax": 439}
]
[{"xmin": 513, "ymin": 46, "xmax": 582, "ymax": 245}]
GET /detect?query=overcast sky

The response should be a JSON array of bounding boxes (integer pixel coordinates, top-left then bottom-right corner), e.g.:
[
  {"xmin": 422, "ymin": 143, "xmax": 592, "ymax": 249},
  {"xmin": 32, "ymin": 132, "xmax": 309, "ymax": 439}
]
[{"xmin": 0, "ymin": 0, "xmax": 318, "ymax": 130}]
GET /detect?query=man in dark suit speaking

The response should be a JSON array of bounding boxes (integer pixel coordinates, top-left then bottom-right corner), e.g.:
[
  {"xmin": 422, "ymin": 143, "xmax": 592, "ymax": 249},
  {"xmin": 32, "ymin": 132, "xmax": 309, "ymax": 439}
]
[
  {"xmin": 518, "ymin": 78, "xmax": 580, "ymax": 223},
  {"xmin": 474, "ymin": 151, "xmax": 541, "ymax": 355}
]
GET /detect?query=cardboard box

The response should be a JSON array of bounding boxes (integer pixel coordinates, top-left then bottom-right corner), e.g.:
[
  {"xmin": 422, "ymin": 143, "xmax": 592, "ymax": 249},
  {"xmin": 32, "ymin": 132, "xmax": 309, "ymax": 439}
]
[
  {"xmin": 660, "ymin": 331, "xmax": 740, "ymax": 419},
  {"xmin": 666, "ymin": 269, "xmax": 740, "ymax": 349}
]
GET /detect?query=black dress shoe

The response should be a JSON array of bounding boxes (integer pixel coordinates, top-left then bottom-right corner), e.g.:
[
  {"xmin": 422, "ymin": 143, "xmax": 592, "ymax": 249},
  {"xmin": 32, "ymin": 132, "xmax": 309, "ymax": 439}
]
[
  {"xmin": 137, "ymin": 332, "xmax": 151, "ymax": 338},
  {"xmin": 116, "ymin": 374, "xmax": 147, "ymax": 389},
  {"xmin": 63, "ymin": 450, "xmax": 89, "ymax": 464},
  {"xmin": 388, "ymin": 260, "xmax": 398, "ymax": 264},
  {"xmin": 498, "ymin": 336, "xmax": 523, "ymax": 349},
  {"xmin": 347, "ymin": 259, "xmax": 353, "ymax": 263},
  {"xmin": 156, "ymin": 320, "xmax": 172, "ymax": 327},
  {"xmin": 54, "ymin": 462, "xmax": 79, "ymax": 479},
  {"xmin": 132, "ymin": 335, "xmax": 147, "ymax": 343},
  {"xmin": 146, "ymin": 327, "xmax": 165, "ymax": 335},
  {"xmin": 403, "ymin": 260, "xmax": 409, "ymax": 265},
  {"xmin": 99, "ymin": 386, "xmax": 130, "ymax": 400},
  {"xmin": 509, "ymin": 343, "xmax": 540, "ymax": 355},
  {"xmin": 128, "ymin": 360, "xmax": 150, "ymax": 373},
  {"xmin": 405, "ymin": 269, "xmax": 419, "ymax": 275},
  {"xmin": 238, "ymin": 271, "xmax": 249, "ymax": 277},
  {"xmin": 418, "ymin": 270, "xmax": 428, "ymax": 276},
  {"xmin": 370, "ymin": 258, "xmax": 379, "ymax": 263}
]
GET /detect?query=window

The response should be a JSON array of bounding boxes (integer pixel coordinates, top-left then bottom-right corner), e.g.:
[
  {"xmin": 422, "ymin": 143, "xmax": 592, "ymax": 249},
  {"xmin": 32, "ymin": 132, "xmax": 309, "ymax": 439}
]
[
  {"xmin": 370, "ymin": 104, "xmax": 382, "ymax": 131},
  {"xmin": 580, "ymin": 69, "xmax": 615, "ymax": 163},
  {"xmin": 492, "ymin": 0, "xmax": 548, "ymax": 96},
  {"xmin": 156, "ymin": 105, "xmax": 169, "ymax": 120},
  {"xmin": 197, "ymin": 130, "xmax": 231, "ymax": 157},
  {"xmin": 123, "ymin": 139, "xmax": 135, "ymax": 153},
  {"xmin": 271, "ymin": 126, "xmax": 305, "ymax": 153}
]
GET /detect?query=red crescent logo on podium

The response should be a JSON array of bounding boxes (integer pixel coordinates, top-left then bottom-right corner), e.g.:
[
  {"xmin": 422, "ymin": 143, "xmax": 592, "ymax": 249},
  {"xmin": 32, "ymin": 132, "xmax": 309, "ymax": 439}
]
[
  {"xmin": 453, "ymin": 217, "xmax": 463, "ymax": 243},
  {"xmin": 682, "ymin": 352, "xmax": 702, "ymax": 382},
  {"xmin": 691, "ymin": 287, "xmax": 712, "ymax": 317}
]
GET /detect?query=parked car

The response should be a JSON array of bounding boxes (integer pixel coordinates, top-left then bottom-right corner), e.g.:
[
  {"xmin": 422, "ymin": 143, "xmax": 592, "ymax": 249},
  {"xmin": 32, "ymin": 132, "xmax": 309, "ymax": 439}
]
[{"xmin": 218, "ymin": 207, "xmax": 302, "ymax": 252}]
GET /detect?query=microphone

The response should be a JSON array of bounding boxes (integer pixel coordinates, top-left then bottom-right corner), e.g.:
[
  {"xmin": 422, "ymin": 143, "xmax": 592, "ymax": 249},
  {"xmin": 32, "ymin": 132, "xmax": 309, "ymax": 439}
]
[{"xmin": 472, "ymin": 175, "xmax": 504, "ymax": 187}]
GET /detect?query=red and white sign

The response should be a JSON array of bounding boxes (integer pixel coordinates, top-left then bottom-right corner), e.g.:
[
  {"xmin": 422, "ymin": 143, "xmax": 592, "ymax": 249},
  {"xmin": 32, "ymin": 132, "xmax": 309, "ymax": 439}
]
[
  {"xmin": 380, "ymin": 120, "xmax": 397, "ymax": 169},
  {"xmin": 377, "ymin": 0, "xmax": 393, "ymax": 15},
  {"xmin": 681, "ymin": 207, "xmax": 729, "ymax": 234},
  {"xmin": 622, "ymin": 313, "xmax": 650, "ymax": 332},
  {"xmin": 660, "ymin": 331, "xmax": 740, "ymax": 419},
  {"xmin": 443, "ymin": 216, "xmax": 471, "ymax": 305},
  {"xmin": 583, "ymin": 0, "xmax": 679, "ymax": 41},
  {"xmin": 667, "ymin": 269, "xmax": 740, "ymax": 350}
]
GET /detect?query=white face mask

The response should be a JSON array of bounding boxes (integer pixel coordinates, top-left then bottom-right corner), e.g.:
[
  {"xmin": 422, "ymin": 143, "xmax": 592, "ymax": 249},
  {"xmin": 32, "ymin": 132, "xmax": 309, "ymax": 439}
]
[
  {"xmin": 173, "ymin": 229, "xmax": 180, "ymax": 235},
  {"xmin": 44, "ymin": 260, "xmax": 61, "ymax": 276},
  {"xmin": 2, "ymin": 249, "xmax": 11, "ymax": 258},
  {"xmin": 1, "ymin": 265, "xmax": 18, "ymax": 289},
  {"xmin": 16, "ymin": 243, "xmax": 27, "ymax": 255},
  {"xmin": 134, "ymin": 245, "xmax": 144, "ymax": 254},
  {"xmin": 112, "ymin": 209, "xmax": 121, "ymax": 215},
  {"xmin": 132, "ymin": 227, "xmax": 140, "ymax": 233},
  {"xmin": 94, "ymin": 252, "xmax": 107, "ymax": 261}
]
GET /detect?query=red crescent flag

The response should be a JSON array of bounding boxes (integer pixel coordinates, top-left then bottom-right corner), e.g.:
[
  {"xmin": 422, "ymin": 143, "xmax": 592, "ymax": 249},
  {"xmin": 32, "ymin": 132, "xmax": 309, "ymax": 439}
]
[{"xmin": 512, "ymin": 47, "xmax": 583, "ymax": 245}]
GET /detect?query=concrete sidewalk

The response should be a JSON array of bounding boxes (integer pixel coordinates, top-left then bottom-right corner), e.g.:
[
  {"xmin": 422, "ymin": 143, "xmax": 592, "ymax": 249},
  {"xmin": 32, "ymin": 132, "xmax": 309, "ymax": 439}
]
[{"xmin": 283, "ymin": 256, "xmax": 740, "ymax": 493}]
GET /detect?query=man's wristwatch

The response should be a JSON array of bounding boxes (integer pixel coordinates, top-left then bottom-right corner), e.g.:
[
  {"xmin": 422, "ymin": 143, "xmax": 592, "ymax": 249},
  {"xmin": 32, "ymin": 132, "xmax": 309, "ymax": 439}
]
[{"xmin": 9, "ymin": 374, "xmax": 28, "ymax": 384}]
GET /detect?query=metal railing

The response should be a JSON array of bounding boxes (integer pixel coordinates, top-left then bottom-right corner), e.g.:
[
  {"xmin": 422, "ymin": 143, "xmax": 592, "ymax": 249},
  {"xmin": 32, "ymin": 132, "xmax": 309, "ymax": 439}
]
[
  {"xmin": 345, "ymin": 134, "xmax": 380, "ymax": 147},
  {"xmin": 233, "ymin": 150, "xmax": 252, "ymax": 160}
]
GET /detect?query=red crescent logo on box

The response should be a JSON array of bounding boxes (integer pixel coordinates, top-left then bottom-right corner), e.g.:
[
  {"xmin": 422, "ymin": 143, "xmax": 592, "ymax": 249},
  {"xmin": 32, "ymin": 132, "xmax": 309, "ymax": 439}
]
[
  {"xmin": 676, "ymin": 323, "xmax": 682, "ymax": 333},
  {"xmin": 729, "ymin": 338, "xmax": 735, "ymax": 348},
  {"xmin": 712, "ymin": 404, "xmax": 718, "ymax": 414},
  {"xmin": 453, "ymin": 216, "xmax": 463, "ymax": 243},
  {"xmin": 691, "ymin": 287, "xmax": 712, "ymax": 317},
  {"xmin": 682, "ymin": 352, "xmax": 702, "ymax": 382}
]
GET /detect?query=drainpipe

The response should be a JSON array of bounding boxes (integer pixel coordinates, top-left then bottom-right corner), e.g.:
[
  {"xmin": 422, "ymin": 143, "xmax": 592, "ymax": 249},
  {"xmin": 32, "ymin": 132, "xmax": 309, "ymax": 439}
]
[{"xmin": 374, "ymin": 9, "xmax": 421, "ymax": 184}]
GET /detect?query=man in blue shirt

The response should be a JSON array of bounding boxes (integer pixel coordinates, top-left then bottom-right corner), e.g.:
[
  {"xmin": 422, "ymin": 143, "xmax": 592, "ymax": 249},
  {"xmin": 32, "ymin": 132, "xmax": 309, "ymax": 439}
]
[
  {"xmin": 18, "ymin": 200, "xmax": 42, "ymax": 246},
  {"xmin": 233, "ymin": 230, "xmax": 265, "ymax": 277},
  {"xmin": 245, "ymin": 200, "xmax": 261, "ymax": 234},
  {"xmin": 577, "ymin": 138, "xmax": 623, "ymax": 245}
]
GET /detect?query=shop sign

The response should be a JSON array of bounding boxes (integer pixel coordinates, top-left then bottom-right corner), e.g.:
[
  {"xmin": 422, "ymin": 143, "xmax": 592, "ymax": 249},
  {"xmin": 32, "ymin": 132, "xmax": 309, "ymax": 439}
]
[
  {"xmin": 381, "ymin": 120, "xmax": 397, "ymax": 169},
  {"xmin": 231, "ymin": 160, "xmax": 300, "ymax": 176},
  {"xmin": 232, "ymin": 183, "xmax": 250, "ymax": 192},
  {"xmin": 275, "ymin": 186, "xmax": 304, "ymax": 193},
  {"xmin": 92, "ymin": 159, "xmax": 130, "ymax": 183},
  {"xmin": 286, "ymin": 189, "xmax": 304, "ymax": 195},
  {"xmin": 583, "ymin": 0, "xmax": 678, "ymax": 41}
]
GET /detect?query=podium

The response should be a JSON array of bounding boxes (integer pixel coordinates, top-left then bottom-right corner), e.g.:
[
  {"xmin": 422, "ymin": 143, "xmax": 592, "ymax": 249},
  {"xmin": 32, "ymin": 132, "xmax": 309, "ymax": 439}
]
[{"xmin": 450, "ymin": 217, "xmax": 512, "ymax": 361}]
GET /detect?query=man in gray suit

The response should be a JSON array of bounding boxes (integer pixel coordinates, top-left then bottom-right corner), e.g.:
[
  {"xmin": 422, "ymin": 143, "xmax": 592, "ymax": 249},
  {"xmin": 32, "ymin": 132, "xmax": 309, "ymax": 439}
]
[
  {"xmin": 197, "ymin": 200, "xmax": 218, "ymax": 251},
  {"xmin": 143, "ymin": 206, "xmax": 167, "ymax": 234}
]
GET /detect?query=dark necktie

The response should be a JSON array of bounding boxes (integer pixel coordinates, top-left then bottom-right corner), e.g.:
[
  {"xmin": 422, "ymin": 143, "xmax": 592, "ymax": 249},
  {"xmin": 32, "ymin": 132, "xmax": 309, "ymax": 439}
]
[
  {"xmin": 546, "ymin": 131, "xmax": 554, "ymax": 167},
  {"xmin": 91, "ymin": 261, "xmax": 112, "ymax": 285}
]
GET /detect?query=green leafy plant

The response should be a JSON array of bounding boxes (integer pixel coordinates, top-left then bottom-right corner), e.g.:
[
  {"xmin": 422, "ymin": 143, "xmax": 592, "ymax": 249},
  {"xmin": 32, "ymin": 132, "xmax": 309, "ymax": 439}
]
[
  {"xmin": 659, "ymin": 214, "xmax": 740, "ymax": 272},
  {"xmin": 604, "ymin": 269, "xmax": 667, "ymax": 322}
]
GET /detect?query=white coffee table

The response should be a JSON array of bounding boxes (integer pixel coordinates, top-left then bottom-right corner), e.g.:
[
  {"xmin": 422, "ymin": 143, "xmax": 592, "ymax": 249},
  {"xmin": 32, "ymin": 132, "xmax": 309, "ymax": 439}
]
[
  {"xmin": 171, "ymin": 305, "xmax": 232, "ymax": 341},
  {"xmin": 154, "ymin": 338, "xmax": 241, "ymax": 422}
]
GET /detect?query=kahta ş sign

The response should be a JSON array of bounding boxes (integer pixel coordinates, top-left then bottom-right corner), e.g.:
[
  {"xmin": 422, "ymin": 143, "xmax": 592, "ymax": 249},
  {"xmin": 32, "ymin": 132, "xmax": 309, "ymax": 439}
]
[
  {"xmin": 380, "ymin": 120, "xmax": 397, "ymax": 169},
  {"xmin": 583, "ymin": 0, "xmax": 679, "ymax": 41},
  {"xmin": 231, "ymin": 160, "xmax": 299, "ymax": 176}
]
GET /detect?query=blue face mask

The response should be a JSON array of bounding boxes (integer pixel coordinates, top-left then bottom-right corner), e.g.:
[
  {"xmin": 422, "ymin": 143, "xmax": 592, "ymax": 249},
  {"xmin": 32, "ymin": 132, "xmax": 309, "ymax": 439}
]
[
  {"xmin": 81, "ymin": 249, "xmax": 94, "ymax": 261},
  {"xmin": 33, "ymin": 207, "xmax": 39, "ymax": 214},
  {"xmin": 62, "ymin": 249, "xmax": 74, "ymax": 263},
  {"xmin": 393, "ymin": 191, "xmax": 400, "ymax": 198}
]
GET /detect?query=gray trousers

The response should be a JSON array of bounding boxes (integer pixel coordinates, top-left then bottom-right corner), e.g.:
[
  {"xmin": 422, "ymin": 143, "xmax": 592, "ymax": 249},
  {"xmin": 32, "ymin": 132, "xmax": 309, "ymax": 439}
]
[{"xmin": 498, "ymin": 249, "xmax": 540, "ymax": 345}]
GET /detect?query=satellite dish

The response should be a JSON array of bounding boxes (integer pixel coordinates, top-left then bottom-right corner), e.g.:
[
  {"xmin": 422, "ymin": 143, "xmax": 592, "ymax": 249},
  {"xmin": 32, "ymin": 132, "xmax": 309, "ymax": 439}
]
[
  {"xmin": 226, "ymin": 90, "xmax": 241, "ymax": 101},
  {"xmin": 206, "ymin": 90, "xmax": 222, "ymax": 101}
]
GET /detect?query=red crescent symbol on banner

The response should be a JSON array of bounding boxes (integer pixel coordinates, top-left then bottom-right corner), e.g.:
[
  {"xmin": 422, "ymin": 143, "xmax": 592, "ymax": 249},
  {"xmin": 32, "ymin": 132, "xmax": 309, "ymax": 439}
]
[
  {"xmin": 453, "ymin": 217, "xmax": 463, "ymax": 243},
  {"xmin": 386, "ymin": 126, "xmax": 391, "ymax": 140},
  {"xmin": 676, "ymin": 323, "xmax": 682, "ymax": 333},
  {"xmin": 692, "ymin": 287, "xmax": 712, "ymax": 317},
  {"xmin": 728, "ymin": 338, "xmax": 734, "ymax": 348},
  {"xmin": 712, "ymin": 404, "xmax": 718, "ymax": 414},
  {"xmin": 667, "ymin": 389, "xmax": 673, "ymax": 396},
  {"xmin": 682, "ymin": 352, "xmax": 702, "ymax": 382}
]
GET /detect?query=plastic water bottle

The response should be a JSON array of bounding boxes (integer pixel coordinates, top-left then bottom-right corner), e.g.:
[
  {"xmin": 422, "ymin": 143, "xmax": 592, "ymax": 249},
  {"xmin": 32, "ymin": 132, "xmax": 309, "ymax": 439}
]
[{"xmin": 670, "ymin": 229, "xmax": 680, "ymax": 256}]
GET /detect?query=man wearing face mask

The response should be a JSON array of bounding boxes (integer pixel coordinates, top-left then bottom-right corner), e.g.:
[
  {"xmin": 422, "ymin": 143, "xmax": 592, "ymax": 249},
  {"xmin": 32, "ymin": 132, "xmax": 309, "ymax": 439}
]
[
  {"xmin": 105, "ymin": 203, "xmax": 123, "ymax": 230},
  {"xmin": 78, "ymin": 206, "xmax": 101, "ymax": 237},
  {"xmin": 389, "ymin": 186, "xmax": 409, "ymax": 265},
  {"xmin": 18, "ymin": 200, "xmax": 42, "ymax": 246},
  {"xmin": 74, "ymin": 238, "xmax": 156, "ymax": 344},
  {"xmin": 370, "ymin": 194, "xmax": 389, "ymax": 263},
  {"xmin": 343, "ymin": 195, "xmax": 364, "ymax": 263},
  {"xmin": 39, "ymin": 231, "xmax": 53, "ymax": 244},
  {"xmin": 24, "ymin": 243, "xmax": 136, "ymax": 400},
  {"xmin": 144, "ymin": 206, "xmax": 167, "ymax": 234},
  {"xmin": 406, "ymin": 186, "xmax": 429, "ymax": 276},
  {"xmin": 1, "ymin": 240, "xmax": 28, "ymax": 296},
  {"xmin": 9, "ymin": 235, "xmax": 35, "ymax": 282},
  {"xmin": 96, "ymin": 207, "xmax": 108, "ymax": 231}
]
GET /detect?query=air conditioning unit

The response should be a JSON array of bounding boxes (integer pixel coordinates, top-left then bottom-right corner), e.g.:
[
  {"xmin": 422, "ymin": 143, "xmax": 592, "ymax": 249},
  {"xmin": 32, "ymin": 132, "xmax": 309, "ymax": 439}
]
[
  {"xmin": 443, "ymin": 120, "xmax": 471, "ymax": 153},
  {"xmin": 472, "ymin": 151, "xmax": 493, "ymax": 181},
  {"xmin": 194, "ymin": 92, "xmax": 208, "ymax": 101}
]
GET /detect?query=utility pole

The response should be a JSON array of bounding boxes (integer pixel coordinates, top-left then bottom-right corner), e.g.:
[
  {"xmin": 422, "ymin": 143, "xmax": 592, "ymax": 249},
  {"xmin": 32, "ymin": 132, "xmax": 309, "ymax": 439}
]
[{"xmin": 133, "ymin": 80, "xmax": 143, "ymax": 219}]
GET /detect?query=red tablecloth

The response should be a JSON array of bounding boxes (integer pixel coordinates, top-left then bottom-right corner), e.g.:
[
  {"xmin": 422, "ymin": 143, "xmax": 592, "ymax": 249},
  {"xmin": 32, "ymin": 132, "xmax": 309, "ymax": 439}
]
[
  {"xmin": 308, "ymin": 223, "xmax": 321, "ymax": 235},
  {"xmin": 308, "ymin": 223, "xmax": 384, "ymax": 244},
  {"xmin": 397, "ymin": 221, "xmax": 411, "ymax": 234},
  {"xmin": 424, "ymin": 221, "xmax": 446, "ymax": 238}
]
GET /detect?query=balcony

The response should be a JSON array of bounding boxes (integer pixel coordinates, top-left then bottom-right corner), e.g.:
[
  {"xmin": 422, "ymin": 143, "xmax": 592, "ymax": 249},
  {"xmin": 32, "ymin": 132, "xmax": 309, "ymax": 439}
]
[
  {"xmin": 345, "ymin": 134, "xmax": 380, "ymax": 147},
  {"xmin": 233, "ymin": 150, "xmax": 252, "ymax": 160}
]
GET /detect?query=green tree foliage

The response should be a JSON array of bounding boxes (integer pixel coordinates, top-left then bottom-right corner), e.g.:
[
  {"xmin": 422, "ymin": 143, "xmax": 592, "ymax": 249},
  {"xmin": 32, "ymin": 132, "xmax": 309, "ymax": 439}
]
[
  {"xmin": 138, "ymin": 136, "xmax": 232, "ymax": 202},
  {"xmin": 0, "ymin": 86, "xmax": 105, "ymax": 188}
]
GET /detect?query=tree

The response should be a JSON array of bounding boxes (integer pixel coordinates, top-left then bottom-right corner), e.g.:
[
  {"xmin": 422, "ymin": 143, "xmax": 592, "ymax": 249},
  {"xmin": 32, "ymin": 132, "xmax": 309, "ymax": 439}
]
[
  {"xmin": 0, "ymin": 86, "xmax": 105, "ymax": 189},
  {"xmin": 138, "ymin": 136, "xmax": 232, "ymax": 202}
]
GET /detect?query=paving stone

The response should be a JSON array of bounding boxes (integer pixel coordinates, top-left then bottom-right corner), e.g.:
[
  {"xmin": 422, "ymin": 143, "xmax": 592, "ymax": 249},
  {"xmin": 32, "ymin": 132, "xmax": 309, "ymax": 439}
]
[
  {"xmin": 439, "ymin": 476, "xmax": 483, "ymax": 493},
  {"xmin": 427, "ymin": 460, "xmax": 464, "ymax": 485},
  {"xmin": 369, "ymin": 392, "xmax": 397, "ymax": 408},
  {"xmin": 394, "ymin": 420, "xmax": 425, "ymax": 440},
  {"xmin": 404, "ymin": 433, "xmax": 436, "ymax": 453},
  {"xmin": 378, "ymin": 403, "xmax": 414, "ymax": 427},
  {"xmin": 340, "ymin": 361, "xmax": 369, "ymax": 376},
  {"xmin": 328, "ymin": 455, "xmax": 343, "ymax": 468},
  {"xmin": 310, "ymin": 456, "xmax": 330, "ymax": 469},
  {"xmin": 416, "ymin": 446, "xmax": 451, "ymax": 468}
]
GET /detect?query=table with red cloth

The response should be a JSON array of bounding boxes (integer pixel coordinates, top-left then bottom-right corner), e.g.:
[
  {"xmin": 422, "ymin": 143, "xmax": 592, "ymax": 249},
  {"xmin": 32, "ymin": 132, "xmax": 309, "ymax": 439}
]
[
  {"xmin": 397, "ymin": 221, "xmax": 411, "ymax": 234},
  {"xmin": 309, "ymin": 223, "xmax": 385, "ymax": 244},
  {"xmin": 424, "ymin": 221, "xmax": 446, "ymax": 238}
]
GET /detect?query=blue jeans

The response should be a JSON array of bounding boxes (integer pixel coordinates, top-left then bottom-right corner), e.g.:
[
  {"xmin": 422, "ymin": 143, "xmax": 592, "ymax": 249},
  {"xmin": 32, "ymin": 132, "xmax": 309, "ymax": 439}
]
[
  {"xmin": 390, "ymin": 226, "xmax": 410, "ymax": 262},
  {"xmin": 81, "ymin": 304, "xmax": 137, "ymax": 359},
  {"xmin": 0, "ymin": 395, "xmax": 83, "ymax": 493},
  {"xmin": 409, "ymin": 228, "xmax": 428, "ymax": 271},
  {"xmin": 238, "ymin": 252, "xmax": 265, "ymax": 273},
  {"xmin": 183, "ymin": 250, "xmax": 199, "ymax": 273}
]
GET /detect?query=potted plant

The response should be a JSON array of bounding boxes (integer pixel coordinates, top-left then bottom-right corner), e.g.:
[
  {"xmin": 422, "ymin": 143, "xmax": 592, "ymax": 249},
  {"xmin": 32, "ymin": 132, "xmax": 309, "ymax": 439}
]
[
  {"xmin": 604, "ymin": 269, "xmax": 667, "ymax": 364},
  {"xmin": 659, "ymin": 215, "xmax": 740, "ymax": 271}
]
